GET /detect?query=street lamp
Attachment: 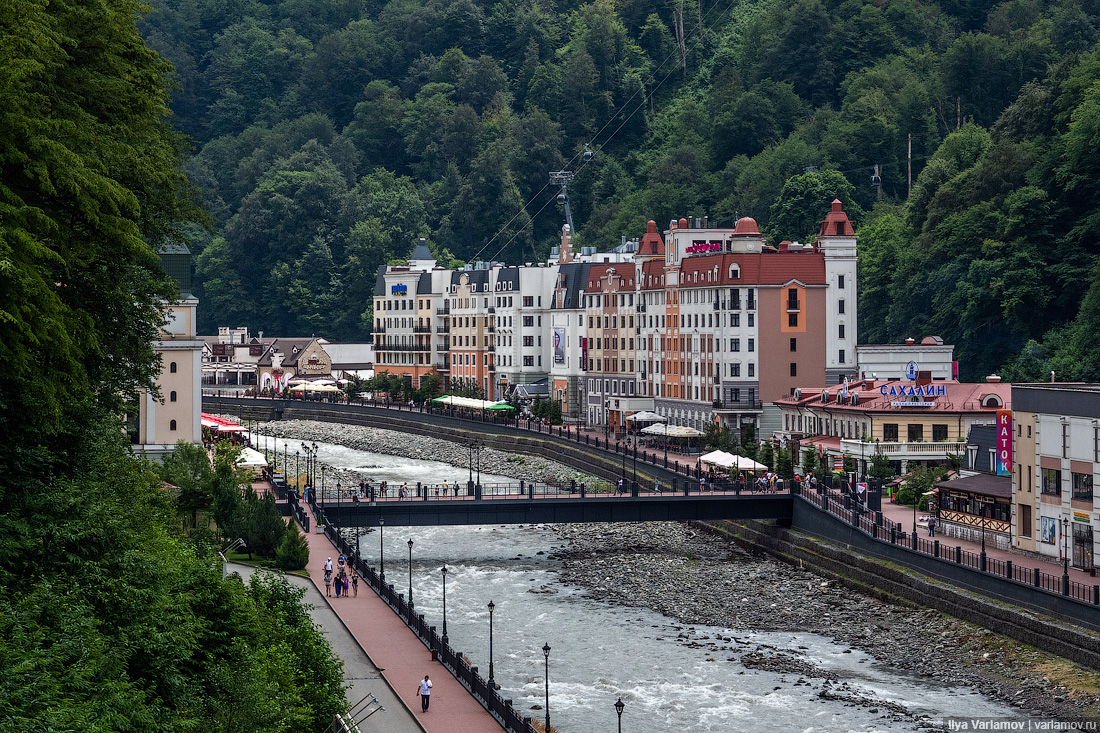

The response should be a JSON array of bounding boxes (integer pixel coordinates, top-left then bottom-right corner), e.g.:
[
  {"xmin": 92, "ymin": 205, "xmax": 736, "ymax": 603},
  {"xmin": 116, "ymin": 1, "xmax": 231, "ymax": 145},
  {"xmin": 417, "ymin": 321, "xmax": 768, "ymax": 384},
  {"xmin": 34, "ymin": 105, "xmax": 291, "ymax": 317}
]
[
  {"xmin": 542, "ymin": 643, "xmax": 551, "ymax": 733},
  {"xmin": 379, "ymin": 518, "xmax": 385, "ymax": 582},
  {"xmin": 1063, "ymin": 516, "xmax": 1071, "ymax": 594},
  {"xmin": 487, "ymin": 600, "xmax": 496, "ymax": 689},
  {"xmin": 321, "ymin": 465, "xmax": 327, "ymax": 506},
  {"xmin": 407, "ymin": 538, "xmax": 414, "ymax": 608},
  {"xmin": 979, "ymin": 501, "xmax": 987, "ymax": 572},
  {"xmin": 615, "ymin": 697, "xmax": 625, "ymax": 733},
  {"xmin": 440, "ymin": 565, "xmax": 449, "ymax": 645},
  {"xmin": 295, "ymin": 450, "xmax": 299, "ymax": 491}
]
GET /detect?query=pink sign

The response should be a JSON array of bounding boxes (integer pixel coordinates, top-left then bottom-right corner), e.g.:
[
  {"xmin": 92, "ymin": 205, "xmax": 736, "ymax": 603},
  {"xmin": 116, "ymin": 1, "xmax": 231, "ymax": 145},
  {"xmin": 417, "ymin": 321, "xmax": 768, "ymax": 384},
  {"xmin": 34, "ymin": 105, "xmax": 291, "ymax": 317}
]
[{"xmin": 996, "ymin": 409, "xmax": 1012, "ymax": 476}]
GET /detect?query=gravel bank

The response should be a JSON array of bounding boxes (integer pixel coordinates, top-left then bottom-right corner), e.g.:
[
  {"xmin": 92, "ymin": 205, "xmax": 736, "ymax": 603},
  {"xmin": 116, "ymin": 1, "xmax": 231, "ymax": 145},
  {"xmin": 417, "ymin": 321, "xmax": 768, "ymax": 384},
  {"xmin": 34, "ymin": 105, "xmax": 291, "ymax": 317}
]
[{"xmin": 550, "ymin": 522, "xmax": 1100, "ymax": 726}]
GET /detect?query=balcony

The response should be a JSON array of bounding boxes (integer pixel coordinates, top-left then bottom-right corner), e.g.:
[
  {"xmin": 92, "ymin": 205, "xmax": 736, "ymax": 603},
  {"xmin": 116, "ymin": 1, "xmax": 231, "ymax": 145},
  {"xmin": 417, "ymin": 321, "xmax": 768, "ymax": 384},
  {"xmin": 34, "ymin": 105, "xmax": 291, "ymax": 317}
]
[
  {"xmin": 713, "ymin": 300, "xmax": 720, "ymax": 310},
  {"xmin": 413, "ymin": 326, "xmax": 431, "ymax": 333},
  {"xmin": 434, "ymin": 362, "xmax": 450, "ymax": 371},
  {"xmin": 436, "ymin": 325, "xmax": 450, "ymax": 334},
  {"xmin": 436, "ymin": 306, "xmax": 450, "ymax": 315},
  {"xmin": 840, "ymin": 439, "xmax": 966, "ymax": 460},
  {"xmin": 746, "ymin": 300, "xmax": 756, "ymax": 310},
  {"xmin": 786, "ymin": 298, "xmax": 801, "ymax": 312},
  {"xmin": 731, "ymin": 301, "xmax": 741, "ymax": 310},
  {"xmin": 712, "ymin": 399, "xmax": 764, "ymax": 411},
  {"xmin": 637, "ymin": 303, "xmax": 646, "ymax": 313},
  {"xmin": 374, "ymin": 327, "xmax": 386, "ymax": 334}
]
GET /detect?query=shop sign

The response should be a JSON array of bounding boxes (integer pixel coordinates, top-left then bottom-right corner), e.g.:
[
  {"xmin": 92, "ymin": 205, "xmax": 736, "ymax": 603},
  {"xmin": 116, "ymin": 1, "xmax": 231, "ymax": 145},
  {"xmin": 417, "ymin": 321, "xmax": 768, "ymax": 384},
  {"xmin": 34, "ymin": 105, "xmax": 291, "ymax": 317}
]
[
  {"xmin": 581, "ymin": 337, "xmax": 588, "ymax": 371},
  {"xmin": 1074, "ymin": 511, "xmax": 1090, "ymax": 523},
  {"xmin": 996, "ymin": 409, "xmax": 1012, "ymax": 476},
  {"xmin": 391, "ymin": 284, "xmax": 407, "ymax": 294},
  {"xmin": 879, "ymin": 383, "xmax": 946, "ymax": 398}
]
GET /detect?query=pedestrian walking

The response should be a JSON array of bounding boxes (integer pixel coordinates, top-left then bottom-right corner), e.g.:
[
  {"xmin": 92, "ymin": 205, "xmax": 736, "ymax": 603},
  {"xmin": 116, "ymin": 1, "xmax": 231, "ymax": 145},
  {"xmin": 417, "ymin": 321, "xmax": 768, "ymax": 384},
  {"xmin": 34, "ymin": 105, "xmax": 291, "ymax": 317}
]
[
  {"xmin": 334, "ymin": 573, "xmax": 341, "ymax": 598},
  {"xmin": 324, "ymin": 573, "xmax": 332, "ymax": 597},
  {"xmin": 417, "ymin": 675, "xmax": 433, "ymax": 711},
  {"xmin": 654, "ymin": 478, "xmax": 661, "ymax": 493},
  {"xmin": 928, "ymin": 517, "xmax": 936, "ymax": 537},
  {"xmin": 352, "ymin": 573, "xmax": 359, "ymax": 597},
  {"xmin": 453, "ymin": 481, "xmax": 459, "ymax": 496},
  {"xmin": 324, "ymin": 557, "xmax": 333, "ymax": 574}
]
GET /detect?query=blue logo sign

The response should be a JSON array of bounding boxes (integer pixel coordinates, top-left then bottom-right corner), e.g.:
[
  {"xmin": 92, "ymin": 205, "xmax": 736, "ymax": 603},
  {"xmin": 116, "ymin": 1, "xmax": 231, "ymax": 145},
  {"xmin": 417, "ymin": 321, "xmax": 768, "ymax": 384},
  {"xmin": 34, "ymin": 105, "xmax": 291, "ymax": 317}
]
[
  {"xmin": 904, "ymin": 361, "xmax": 918, "ymax": 380},
  {"xmin": 391, "ymin": 284, "xmax": 407, "ymax": 294}
]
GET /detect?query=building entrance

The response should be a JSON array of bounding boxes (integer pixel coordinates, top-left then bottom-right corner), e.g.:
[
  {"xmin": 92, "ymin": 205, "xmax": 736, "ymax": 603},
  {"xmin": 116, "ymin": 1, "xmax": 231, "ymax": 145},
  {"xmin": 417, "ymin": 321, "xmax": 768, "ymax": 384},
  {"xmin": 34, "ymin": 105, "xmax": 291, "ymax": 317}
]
[{"xmin": 1073, "ymin": 522, "xmax": 1094, "ymax": 571}]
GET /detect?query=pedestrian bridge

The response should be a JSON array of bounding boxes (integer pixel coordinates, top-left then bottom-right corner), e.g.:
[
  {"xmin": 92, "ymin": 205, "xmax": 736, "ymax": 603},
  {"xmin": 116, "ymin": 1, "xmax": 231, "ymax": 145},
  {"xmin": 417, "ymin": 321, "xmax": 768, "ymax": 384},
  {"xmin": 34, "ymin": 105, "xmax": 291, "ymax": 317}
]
[{"xmin": 311, "ymin": 491, "xmax": 793, "ymax": 528}]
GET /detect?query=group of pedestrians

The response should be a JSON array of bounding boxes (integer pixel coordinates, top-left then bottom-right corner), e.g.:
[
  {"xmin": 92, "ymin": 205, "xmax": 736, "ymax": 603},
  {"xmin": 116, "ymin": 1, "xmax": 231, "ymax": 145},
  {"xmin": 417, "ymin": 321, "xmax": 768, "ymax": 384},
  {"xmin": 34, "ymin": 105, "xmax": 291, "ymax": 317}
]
[{"xmin": 323, "ymin": 555, "xmax": 358, "ymax": 598}]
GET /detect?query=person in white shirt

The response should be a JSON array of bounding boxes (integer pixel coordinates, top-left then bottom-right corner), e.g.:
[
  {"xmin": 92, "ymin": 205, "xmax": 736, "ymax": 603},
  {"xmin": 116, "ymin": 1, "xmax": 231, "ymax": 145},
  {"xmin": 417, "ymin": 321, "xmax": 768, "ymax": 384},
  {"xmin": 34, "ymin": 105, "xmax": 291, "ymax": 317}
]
[
  {"xmin": 417, "ymin": 675, "xmax": 433, "ymax": 711},
  {"xmin": 324, "ymin": 557, "xmax": 332, "ymax": 574}
]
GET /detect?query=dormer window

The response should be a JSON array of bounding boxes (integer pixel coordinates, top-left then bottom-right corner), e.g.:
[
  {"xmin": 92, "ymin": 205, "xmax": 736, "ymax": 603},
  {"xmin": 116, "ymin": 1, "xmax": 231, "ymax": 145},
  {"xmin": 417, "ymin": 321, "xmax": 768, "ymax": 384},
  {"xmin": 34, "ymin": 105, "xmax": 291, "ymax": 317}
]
[{"xmin": 729, "ymin": 265, "xmax": 740, "ymax": 279}]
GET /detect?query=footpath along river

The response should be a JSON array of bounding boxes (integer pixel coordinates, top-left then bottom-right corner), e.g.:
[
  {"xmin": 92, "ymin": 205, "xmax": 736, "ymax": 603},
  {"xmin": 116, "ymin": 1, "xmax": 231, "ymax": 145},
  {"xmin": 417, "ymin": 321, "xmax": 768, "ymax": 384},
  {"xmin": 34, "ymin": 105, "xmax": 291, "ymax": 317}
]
[{"xmin": 250, "ymin": 429, "xmax": 1039, "ymax": 732}]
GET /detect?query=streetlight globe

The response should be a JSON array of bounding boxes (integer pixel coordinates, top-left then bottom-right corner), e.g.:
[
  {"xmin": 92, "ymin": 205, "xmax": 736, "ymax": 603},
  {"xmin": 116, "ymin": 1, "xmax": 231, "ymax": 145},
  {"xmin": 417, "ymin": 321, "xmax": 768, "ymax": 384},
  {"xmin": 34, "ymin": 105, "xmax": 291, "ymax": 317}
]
[
  {"xmin": 543, "ymin": 642, "xmax": 551, "ymax": 659},
  {"xmin": 408, "ymin": 538, "xmax": 414, "ymax": 549},
  {"xmin": 488, "ymin": 599, "xmax": 494, "ymax": 612},
  {"xmin": 615, "ymin": 697, "xmax": 625, "ymax": 716},
  {"xmin": 441, "ymin": 564, "xmax": 447, "ymax": 577}
]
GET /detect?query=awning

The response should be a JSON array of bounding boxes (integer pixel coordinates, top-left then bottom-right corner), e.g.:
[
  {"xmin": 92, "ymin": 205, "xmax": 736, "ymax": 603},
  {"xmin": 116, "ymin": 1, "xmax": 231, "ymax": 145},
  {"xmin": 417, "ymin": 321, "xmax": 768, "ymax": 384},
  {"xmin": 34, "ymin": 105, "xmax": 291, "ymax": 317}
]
[
  {"xmin": 626, "ymin": 411, "xmax": 666, "ymax": 422},
  {"xmin": 432, "ymin": 395, "xmax": 504, "ymax": 410},
  {"xmin": 485, "ymin": 401, "xmax": 515, "ymax": 411},
  {"xmin": 237, "ymin": 447, "xmax": 268, "ymax": 467},
  {"xmin": 641, "ymin": 424, "xmax": 704, "ymax": 438},
  {"xmin": 700, "ymin": 450, "xmax": 738, "ymax": 468},
  {"xmin": 731, "ymin": 455, "xmax": 768, "ymax": 472},
  {"xmin": 200, "ymin": 413, "xmax": 245, "ymax": 433}
]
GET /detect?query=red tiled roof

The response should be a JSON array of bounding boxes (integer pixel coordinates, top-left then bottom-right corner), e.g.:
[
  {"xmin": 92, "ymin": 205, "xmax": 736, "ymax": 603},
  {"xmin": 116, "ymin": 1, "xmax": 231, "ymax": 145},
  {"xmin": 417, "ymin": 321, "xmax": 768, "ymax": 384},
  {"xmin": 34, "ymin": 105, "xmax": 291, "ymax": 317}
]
[
  {"xmin": 677, "ymin": 253, "xmax": 826, "ymax": 286},
  {"xmin": 775, "ymin": 379, "xmax": 1012, "ymax": 413}
]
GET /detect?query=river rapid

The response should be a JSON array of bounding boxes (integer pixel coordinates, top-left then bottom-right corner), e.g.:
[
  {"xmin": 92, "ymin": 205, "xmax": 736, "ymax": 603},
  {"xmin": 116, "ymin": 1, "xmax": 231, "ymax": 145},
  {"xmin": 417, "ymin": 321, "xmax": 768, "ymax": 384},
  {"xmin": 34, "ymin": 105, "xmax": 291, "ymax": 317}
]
[{"xmin": 245, "ymin": 423, "xmax": 1100, "ymax": 731}]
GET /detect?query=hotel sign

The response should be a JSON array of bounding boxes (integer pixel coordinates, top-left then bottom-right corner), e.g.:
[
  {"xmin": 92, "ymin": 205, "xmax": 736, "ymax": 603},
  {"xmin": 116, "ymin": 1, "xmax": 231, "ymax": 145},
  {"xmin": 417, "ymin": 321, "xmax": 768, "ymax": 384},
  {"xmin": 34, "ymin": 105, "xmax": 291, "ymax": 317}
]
[
  {"xmin": 391, "ymin": 284, "xmax": 407, "ymax": 294},
  {"xmin": 685, "ymin": 240, "xmax": 723, "ymax": 254},
  {"xmin": 996, "ymin": 409, "xmax": 1012, "ymax": 476}
]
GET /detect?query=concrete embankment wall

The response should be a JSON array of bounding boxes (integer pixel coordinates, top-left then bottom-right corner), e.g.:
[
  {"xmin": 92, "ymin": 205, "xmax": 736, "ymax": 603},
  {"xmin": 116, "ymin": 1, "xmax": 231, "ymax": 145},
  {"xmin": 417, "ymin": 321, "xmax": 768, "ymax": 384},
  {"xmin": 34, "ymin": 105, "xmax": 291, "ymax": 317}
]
[{"xmin": 697, "ymin": 516, "xmax": 1100, "ymax": 671}]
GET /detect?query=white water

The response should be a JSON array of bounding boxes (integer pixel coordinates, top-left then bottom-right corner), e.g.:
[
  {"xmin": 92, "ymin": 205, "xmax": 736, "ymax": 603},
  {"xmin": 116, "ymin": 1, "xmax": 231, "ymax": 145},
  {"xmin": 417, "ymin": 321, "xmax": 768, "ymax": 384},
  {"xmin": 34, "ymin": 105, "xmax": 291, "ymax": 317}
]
[{"xmin": 259, "ymin": 434, "xmax": 1021, "ymax": 731}]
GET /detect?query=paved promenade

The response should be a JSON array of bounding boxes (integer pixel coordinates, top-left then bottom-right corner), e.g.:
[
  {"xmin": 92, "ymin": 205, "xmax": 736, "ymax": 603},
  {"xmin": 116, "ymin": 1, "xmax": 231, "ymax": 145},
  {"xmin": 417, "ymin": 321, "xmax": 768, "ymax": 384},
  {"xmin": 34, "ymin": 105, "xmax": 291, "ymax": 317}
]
[
  {"xmin": 879, "ymin": 498, "xmax": 1100, "ymax": 587},
  {"xmin": 297, "ymin": 509, "xmax": 503, "ymax": 733}
]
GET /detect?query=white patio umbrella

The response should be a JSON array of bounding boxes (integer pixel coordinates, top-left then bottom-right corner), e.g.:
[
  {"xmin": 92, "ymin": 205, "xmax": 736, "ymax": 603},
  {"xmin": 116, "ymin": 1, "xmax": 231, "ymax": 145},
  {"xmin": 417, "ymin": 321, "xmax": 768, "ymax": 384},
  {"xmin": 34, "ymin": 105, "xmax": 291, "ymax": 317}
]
[{"xmin": 626, "ymin": 410, "xmax": 666, "ymax": 422}]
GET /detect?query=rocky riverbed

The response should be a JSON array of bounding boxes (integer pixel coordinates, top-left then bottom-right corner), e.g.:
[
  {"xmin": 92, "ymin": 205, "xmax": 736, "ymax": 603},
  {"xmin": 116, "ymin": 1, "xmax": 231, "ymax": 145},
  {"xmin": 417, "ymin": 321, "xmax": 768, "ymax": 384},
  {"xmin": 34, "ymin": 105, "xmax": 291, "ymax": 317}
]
[
  {"xmin": 550, "ymin": 521, "xmax": 1100, "ymax": 726},
  {"xmin": 248, "ymin": 418, "xmax": 595, "ymax": 490},
  {"xmin": 238, "ymin": 417, "xmax": 1100, "ymax": 726}
]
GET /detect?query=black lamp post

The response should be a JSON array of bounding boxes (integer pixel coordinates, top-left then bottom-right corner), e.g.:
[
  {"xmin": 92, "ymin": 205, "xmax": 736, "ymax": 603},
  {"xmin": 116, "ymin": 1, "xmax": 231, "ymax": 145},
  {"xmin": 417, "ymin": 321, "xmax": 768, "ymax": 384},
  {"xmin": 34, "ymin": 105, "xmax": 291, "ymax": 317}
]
[
  {"xmin": 321, "ymin": 465, "xmax": 327, "ymax": 506},
  {"xmin": 487, "ymin": 600, "xmax": 496, "ymax": 688},
  {"xmin": 542, "ymin": 643, "xmax": 551, "ymax": 733},
  {"xmin": 312, "ymin": 441, "xmax": 318, "ymax": 488},
  {"xmin": 295, "ymin": 450, "xmax": 299, "ymax": 491},
  {"xmin": 1063, "ymin": 516, "xmax": 1071, "ymax": 595},
  {"xmin": 407, "ymin": 538, "xmax": 414, "ymax": 609},
  {"xmin": 379, "ymin": 518, "xmax": 385, "ymax": 582},
  {"xmin": 440, "ymin": 564, "xmax": 449, "ymax": 645},
  {"xmin": 476, "ymin": 444, "xmax": 482, "ymax": 490},
  {"xmin": 979, "ymin": 502, "xmax": 987, "ymax": 572},
  {"xmin": 615, "ymin": 697, "xmax": 625, "ymax": 733}
]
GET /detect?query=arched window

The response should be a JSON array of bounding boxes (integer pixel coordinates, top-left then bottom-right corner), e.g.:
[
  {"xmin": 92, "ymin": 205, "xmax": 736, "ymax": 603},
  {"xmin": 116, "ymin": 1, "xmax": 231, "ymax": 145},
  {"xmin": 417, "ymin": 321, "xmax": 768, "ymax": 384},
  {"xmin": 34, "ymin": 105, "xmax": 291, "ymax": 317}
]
[
  {"xmin": 170, "ymin": 419, "xmax": 177, "ymax": 431},
  {"xmin": 170, "ymin": 391, "xmax": 177, "ymax": 402},
  {"xmin": 170, "ymin": 361, "xmax": 177, "ymax": 373}
]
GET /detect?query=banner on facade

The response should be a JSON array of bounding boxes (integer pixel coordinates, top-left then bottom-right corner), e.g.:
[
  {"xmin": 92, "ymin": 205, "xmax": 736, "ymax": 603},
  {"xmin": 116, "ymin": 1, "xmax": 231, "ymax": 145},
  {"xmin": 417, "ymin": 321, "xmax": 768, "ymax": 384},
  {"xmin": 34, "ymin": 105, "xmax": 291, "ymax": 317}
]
[
  {"xmin": 553, "ymin": 328, "xmax": 565, "ymax": 363},
  {"xmin": 995, "ymin": 409, "xmax": 1012, "ymax": 476},
  {"xmin": 581, "ymin": 337, "xmax": 588, "ymax": 371}
]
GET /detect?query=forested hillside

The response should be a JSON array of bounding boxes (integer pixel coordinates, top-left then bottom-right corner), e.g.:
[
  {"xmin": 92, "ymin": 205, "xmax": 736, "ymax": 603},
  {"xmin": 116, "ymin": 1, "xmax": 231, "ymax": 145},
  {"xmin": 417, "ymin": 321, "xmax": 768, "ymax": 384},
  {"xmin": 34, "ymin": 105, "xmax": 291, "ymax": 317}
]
[{"xmin": 141, "ymin": 0, "xmax": 1100, "ymax": 379}]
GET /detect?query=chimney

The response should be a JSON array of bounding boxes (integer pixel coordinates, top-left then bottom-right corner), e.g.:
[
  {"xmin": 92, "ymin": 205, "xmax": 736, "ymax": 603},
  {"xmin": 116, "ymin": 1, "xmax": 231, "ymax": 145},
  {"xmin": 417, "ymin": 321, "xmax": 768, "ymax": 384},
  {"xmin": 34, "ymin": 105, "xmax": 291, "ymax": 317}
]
[
  {"xmin": 986, "ymin": 374, "xmax": 1002, "ymax": 383},
  {"xmin": 703, "ymin": 215, "xmax": 709, "ymax": 228},
  {"xmin": 905, "ymin": 337, "xmax": 915, "ymax": 345}
]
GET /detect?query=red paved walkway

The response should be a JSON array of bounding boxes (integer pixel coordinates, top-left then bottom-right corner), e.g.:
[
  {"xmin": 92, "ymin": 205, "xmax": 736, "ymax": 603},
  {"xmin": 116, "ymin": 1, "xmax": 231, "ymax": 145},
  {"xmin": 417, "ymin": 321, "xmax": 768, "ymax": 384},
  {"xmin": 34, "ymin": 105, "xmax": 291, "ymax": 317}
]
[
  {"xmin": 880, "ymin": 497, "xmax": 1100, "ymax": 587},
  {"xmin": 298, "ymin": 507, "xmax": 501, "ymax": 733}
]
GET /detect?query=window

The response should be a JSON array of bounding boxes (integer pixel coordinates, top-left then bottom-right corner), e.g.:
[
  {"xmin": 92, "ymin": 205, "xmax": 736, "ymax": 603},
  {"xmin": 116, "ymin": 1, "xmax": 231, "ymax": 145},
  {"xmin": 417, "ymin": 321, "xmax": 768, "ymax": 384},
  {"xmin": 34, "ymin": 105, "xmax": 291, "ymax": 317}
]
[
  {"xmin": 839, "ymin": 349, "xmax": 846, "ymax": 364},
  {"xmin": 747, "ymin": 313, "xmax": 754, "ymax": 327},
  {"xmin": 838, "ymin": 299, "xmax": 845, "ymax": 314},
  {"xmin": 748, "ymin": 363, "xmax": 755, "ymax": 377},
  {"xmin": 838, "ymin": 324, "xmax": 845, "ymax": 339},
  {"xmin": 170, "ymin": 419, "xmax": 177, "ymax": 431},
  {"xmin": 1073, "ymin": 472, "xmax": 1093, "ymax": 501},
  {"xmin": 731, "ymin": 313, "xmax": 740, "ymax": 327},
  {"xmin": 907, "ymin": 424, "xmax": 924, "ymax": 442},
  {"xmin": 523, "ymin": 296, "xmax": 533, "ymax": 306},
  {"xmin": 523, "ymin": 336, "xmax": 534, "ymax": 347},
  {"xmin": 731, "ymin": 338, "xmax": 740, "ymax": 352},
  {"xmin": 838, "ymin": 274, "xmax": 845, "ymax": 289},
  {"xmin": 788, "ymin": 313, "xmax": 798, "ymax": 327},
  {"xmin": 789, "ymin": 363, "xmax": 797, "ymax": 377},
  {"xmin": 789, "ymin": 338, "xmax": 797, "ymax": 352},
  {"xmin": 748, "ymin": 338, "xmax": 755, "ymax": 352},
  {"xmin": 523, "ymin": 356, "xmax": 534, "ymax": 366},
  {"xmin": 1041, "ymin": 468, "xmax": 1061, "ymax": 496},
  {"xmin": 170, "ymin": 391, "xmax": 177, "ymax": 402},
  {"xmin": 883, "ymin": 423, "xmax": 899, "ymax": 442},
  {"xmin": 523, "ymin": 316, "xmax": 534, "ymax": 327},
  {"xmin": 732, "ymin": 363, "xmax": 741, "ymax": 377},
  {"xmin": 169, "ymin": 362, "xmax": 177, "ymax": 373},
  {"xmin": 933, "ymin": 424, "xmax": 948, "ymax": 441}
]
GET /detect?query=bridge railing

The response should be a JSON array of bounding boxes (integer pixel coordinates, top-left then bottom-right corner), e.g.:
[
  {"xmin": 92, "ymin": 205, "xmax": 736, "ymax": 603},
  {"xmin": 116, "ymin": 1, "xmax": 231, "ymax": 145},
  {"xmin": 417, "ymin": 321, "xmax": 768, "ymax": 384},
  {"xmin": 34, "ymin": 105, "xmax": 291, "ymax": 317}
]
[
  {"xmin": 792, "ymin": 480, "xmax": 1100, "ymax": 607},
  {"xmin": 321, "ymin": 523, "xmax": 537, "ymax": 733}
]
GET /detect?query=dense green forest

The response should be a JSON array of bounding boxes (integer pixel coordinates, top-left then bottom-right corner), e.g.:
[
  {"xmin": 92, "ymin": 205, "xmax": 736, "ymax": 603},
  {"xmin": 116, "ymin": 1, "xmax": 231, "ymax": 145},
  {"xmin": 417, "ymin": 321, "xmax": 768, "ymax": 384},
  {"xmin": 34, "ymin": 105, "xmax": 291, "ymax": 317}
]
[
  {"xmin": 0, "ymin": 0, "xmax": 344, "ymax": 728},
  {"xmin": 140, "ymin": 0, "xmax": 1100, "ymax": 379}
]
